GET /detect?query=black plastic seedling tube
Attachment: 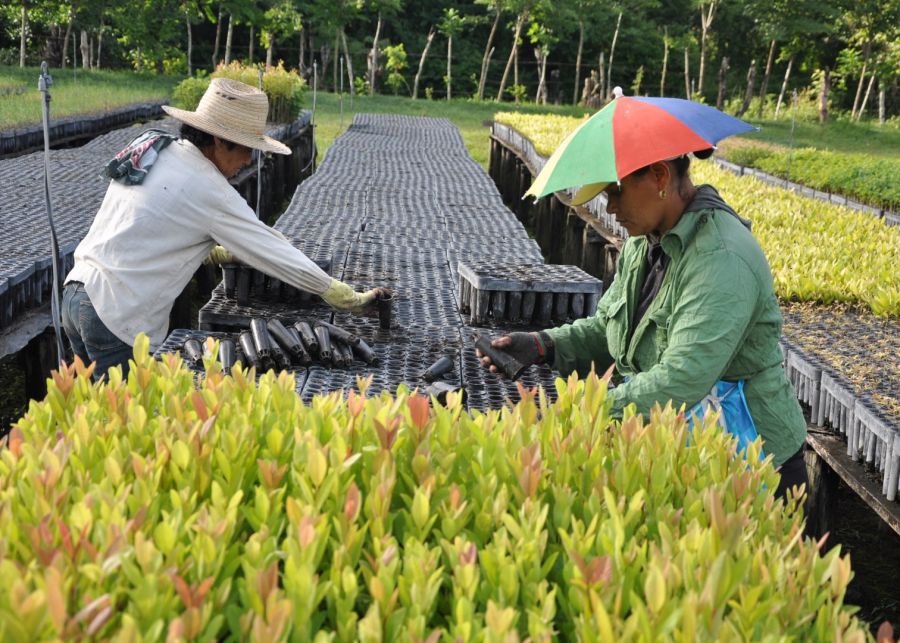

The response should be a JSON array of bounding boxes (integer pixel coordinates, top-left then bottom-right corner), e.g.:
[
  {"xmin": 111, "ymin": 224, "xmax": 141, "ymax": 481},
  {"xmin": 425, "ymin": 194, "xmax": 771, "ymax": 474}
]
[
  {"xmin": 250, "ymin": 318, "xmax": 273, "ymax": 359},
  {"xmin": 285, "ymin": 326, "xmax": 312, "ymax": 364},
  {"xmin": 377, "ymin": 291, "xmax": 394, "ymax": 329},
  {"xmin": 219, "ymin": 339, "xmax": 236, "ymax": 374},
  {"xmin": 267, "ymin": 330, "xmax": 288, "ymax": 367},
  {"xmin": 473, "ymin": 333, "xmax": 527, "ymax": 381},
  {"xmin": 317, "ymin": 320, "xmax": 360, "ymax": 346},
  {"xmin": 268, "ymin": 318, "xmax": 304, "ymax": 358},
  {"xmin": 352, "ymin": 338, "xmax": 378, "ymax": 365},
  {"xmin": 236, "ymin": 266, "xmax": 251, "ymax": 305},
  {"xmin": 222, "ymin": 263, "xmax": 237, "ymax": 298},
  {"xmin": 293, "ymin": 320, "xmax": 319, "ymax": 355},
  {"xmin": 314, "ymin": 323, "xmax": 332, "ymax": 362},
  {"xmin": 183, "ymin": 338, "xmax": 204, "ymax": 366},
  {"xmin": 238, "ymin": 330, "xmax": 262, "ymax": 369},
  {"xmin": 422, "ymin": 355, "xmax": 455, "ymax": 382}
]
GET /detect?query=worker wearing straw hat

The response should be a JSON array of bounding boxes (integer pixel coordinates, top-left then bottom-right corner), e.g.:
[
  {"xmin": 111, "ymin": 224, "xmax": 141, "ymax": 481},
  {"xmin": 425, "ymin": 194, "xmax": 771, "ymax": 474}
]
[{"xmin": 62, "ymin": 77, "xmax": 387, "ymax": 379}]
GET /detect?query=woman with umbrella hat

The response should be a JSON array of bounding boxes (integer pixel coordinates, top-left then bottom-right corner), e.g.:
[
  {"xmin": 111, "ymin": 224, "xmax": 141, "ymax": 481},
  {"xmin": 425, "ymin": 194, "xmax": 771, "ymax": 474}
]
[
  {"xmin": 478, "ymin": 95, "xmax": 808, "ymax": 499},
  {"xmin": 62, "ymin": 78, "xmax": 388, "ymax": 379}
]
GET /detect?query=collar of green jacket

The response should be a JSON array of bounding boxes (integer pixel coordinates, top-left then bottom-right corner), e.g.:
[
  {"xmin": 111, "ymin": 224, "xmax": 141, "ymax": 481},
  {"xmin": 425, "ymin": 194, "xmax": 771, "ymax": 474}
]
[{"xmin": 661, "ymin": 184, "xmax": 753, "ymax": 259}]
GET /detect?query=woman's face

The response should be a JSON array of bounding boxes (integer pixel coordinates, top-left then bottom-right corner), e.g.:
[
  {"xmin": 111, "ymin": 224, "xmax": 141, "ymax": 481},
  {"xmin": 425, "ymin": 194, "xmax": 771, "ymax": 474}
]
[{"xmin": 602, "ymin": 165, "xmax": 668, "ymax": 237}]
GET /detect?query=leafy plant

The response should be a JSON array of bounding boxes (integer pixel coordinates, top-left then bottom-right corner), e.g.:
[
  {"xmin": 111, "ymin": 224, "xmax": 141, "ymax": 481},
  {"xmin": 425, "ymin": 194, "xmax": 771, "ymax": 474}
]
[
  {"xmin": 170, "ymin": 61, "xmax": 305, "ymax": 123},
  {"xmin": 383, "ymin": 43, "xmax": 409, "ymax": 96},
  {"xmin": 0, "ymin": 336, "xmax": 870, "ymax": 640}
]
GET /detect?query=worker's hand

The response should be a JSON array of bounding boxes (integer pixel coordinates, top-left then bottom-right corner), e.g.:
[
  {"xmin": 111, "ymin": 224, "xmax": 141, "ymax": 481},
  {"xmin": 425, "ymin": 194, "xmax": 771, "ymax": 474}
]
[
  {"xmin": 204, "ymin": 245, "xmax": 237, "ymax": 266},
  {"xmin": 476, "ymin": 331, "xmax": 554, "ymax": 374},
  {"xmin": 321, "ymin": 279, "xmax": 390, "ymax": 314}
]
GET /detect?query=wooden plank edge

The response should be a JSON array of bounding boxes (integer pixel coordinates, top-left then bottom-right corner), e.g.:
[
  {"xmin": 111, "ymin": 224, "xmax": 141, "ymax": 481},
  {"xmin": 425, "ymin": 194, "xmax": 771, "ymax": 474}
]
[{"xmin": 806, "ymin": 430, "xmax": 900, "ymax": 537}]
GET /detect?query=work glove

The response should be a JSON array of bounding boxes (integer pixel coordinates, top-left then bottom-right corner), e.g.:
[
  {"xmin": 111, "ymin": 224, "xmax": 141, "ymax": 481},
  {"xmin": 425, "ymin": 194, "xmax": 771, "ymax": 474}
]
[
  {"xmin": 204, "ymin": 245, "xmax": 237, "ymax": 266},
  {"xmin": 476, "ymin": 331, "xmax": 555, "ymax": 375},
  {"xmin": 321, "ymin": 278, "xmax": 387, "ymax": 314}
]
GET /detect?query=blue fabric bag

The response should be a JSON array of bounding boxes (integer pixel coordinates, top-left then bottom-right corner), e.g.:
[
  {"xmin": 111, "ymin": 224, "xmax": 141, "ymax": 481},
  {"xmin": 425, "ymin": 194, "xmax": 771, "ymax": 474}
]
[{"xmin": 686, "ymin": 380, "xmax": 764, "ymax": 460}]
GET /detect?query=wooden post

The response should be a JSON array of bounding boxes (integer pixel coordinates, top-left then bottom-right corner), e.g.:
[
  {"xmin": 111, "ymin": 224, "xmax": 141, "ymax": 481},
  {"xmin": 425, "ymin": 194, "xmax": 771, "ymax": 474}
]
[
  {"xmin": 563, "ymin": 211, "xmax": 585, "ymax": 266},
  {"xmin": 805, "ymin": 446, "xmax": 837, "ymax": 539},
  {"xmin": 581, "ymin": 225, "xmax": 606, "ymax": 280},
  {"xmin": 549, "ymin": 199, "xmax": 567, "ymax": 263},
  {"xmin": 18, "ymin": 331, "xmax": 58, "ymax": 402}
]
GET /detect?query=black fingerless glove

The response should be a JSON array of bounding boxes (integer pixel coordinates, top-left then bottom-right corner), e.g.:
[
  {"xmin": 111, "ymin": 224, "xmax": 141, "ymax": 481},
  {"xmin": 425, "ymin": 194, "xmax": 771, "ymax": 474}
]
[{"xmin": 504, "ymin": 331, "xmax": 555, "ymax": 367}]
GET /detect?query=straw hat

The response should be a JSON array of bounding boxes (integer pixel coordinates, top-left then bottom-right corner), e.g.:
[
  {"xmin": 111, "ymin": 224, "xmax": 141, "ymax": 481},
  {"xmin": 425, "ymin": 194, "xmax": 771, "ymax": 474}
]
[{"xmin": 162, "ymin": 78, "xmax": 291, "ymax": 155}]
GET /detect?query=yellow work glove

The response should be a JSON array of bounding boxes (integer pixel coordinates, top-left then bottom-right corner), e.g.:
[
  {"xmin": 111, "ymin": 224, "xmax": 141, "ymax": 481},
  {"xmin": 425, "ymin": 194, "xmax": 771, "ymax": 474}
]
[
  {"xmin": 204, "ymin": 245, "xmax": 236, "ymax": 265},
  {"xmin": 320, "ymin": 279, "xmax": 380, "ymax": 314}
]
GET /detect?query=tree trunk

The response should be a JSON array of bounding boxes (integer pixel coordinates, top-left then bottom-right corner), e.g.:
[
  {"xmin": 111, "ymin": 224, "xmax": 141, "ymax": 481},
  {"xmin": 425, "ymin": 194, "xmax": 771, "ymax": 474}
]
[
  {"xmin": 735, "ymin": 59, "xmax": 756, "ymax": 116},
  {"xmin": 340, "ymin": 27, "xmax": 355, "ymax": 97},
  {"xmin": 412, "ymin": 27, "xmax": 435, "ymax": 99},
  {"xmin": 851, "ymin": 44, "xmax": 871, "ymax": 119},
  {"xmin": 879, "ymin": 86, "xmax": 885, "ymax": 125},
  {"xmin": 698, "ymin": 1, "xmax": 717, "ymax": 97},
  {"xmin": 212, "ymin": 4, "xmax": 223, "ymax": 67},
  {"xmin": 659, "ymin": 27, "xmax": 668, "ymax": 97},
  {"xmin": 80, "ymin": 31, "xmax": 89, "ymax": 68},
  {"xmin": 757, "ymin": 38, "xmax": 776, "ymax": 118},
  {"xmin": 774, "ymin": 54, "xmax": 793, "ymax": 118},
  {"xmin": 534, "ymin": 47, "xmax": 542, "ymax": 103},
  {"xmin": 818, "ymin": 67, "xmax": 830, "ymax": 123},
  {"xmin": 185, "ymin": 11, "xmax": 192, "ymax": 76},
  {"xmin": 856, "ymin": 74, "xmax": 875, "ymax": 121},
  {"xmin": 224, "ymin": 14, "xmax": 233, "ymax": 65},
  {"xmin": 716, "ymin": 56, "xmax": 728, "ymax": 110},
  {"xmin": 61, "ymin": 12, "xmax": 75, "ymax": 69},
  {"xmin": 496, "ymin": 14, "xmax": 525, "ymax": 101},
  {"xmin": 248, "ymin": 25, "xmax": 254, "ymax": 63},
  {"xmin": 368, "ymin": 13, "xmax": 383, "ymax": 96},
  {"xmin": 298, "ymin": 27, "xmax": 306, "ymax": 74},
  {"xmin": 573, "ymin": 19, "xmax": 584, "ymax": 104},
  {"xmin": 446, "ymin": 34, "xmax": 453, "ymax": 100},
  {"xmin": 683, "ymin": 47, "xmax": 690, "ymax": 99},
  {"xmin": 478, "ymin": 10, "xmax": 501, "ymax": 101},
  {"xmin": 96, "ymin": 18, "xmax": 103, "ymax": 69},
  {"xmin": 266, "ymin": 34, "xmax": 274, "ymax": 68},
  {"xmin": 606, "ymin": 11, "xmax": 622, "ymax": 99},
  {"xmin": 333, "ymin": 30, "xmax": 339, "ymax": 91},
  {"xmin": 540, "ymin": 51, "xmax": 548, "ymax": 104},
  {"xmin": 598, "ymin": 52, "xmax": 605, "ymax": 103},
  {"xmin": 19, "ymin": 4, "xmax": 27, "ymax": 68}
]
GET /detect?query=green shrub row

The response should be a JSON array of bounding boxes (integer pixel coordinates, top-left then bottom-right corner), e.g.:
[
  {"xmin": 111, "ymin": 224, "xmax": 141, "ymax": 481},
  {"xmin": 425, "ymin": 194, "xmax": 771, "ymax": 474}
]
[
  {"xmin": 0, "ymin": 336, "xmax": 869, "ymax": 641},
  {"xmin": 171, "ymin": 62, "xmax": 305, "ymax": 124},
  {"xmin": 720, "ymin": 139, "xmax": 899, "ymax": 211}
]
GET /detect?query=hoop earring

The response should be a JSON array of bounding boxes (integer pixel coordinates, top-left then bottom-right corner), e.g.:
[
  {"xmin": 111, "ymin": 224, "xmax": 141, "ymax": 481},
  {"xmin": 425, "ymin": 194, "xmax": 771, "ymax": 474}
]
[{"xmin": 659, "ymin": 189, "xmax": 667, "ymax": 200}]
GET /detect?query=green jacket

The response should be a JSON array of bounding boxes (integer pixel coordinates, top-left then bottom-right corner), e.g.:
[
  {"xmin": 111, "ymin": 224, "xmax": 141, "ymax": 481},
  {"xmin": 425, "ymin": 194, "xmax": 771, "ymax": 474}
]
[{"xmin": 545, "ymin": 185, "xmax": 807, "ymax": 467}]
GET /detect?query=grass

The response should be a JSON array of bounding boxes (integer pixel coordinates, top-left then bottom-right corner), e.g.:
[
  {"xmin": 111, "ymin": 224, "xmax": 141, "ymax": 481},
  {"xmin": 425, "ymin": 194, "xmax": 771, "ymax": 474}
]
[
  {"xmin": 307, "ymin": 92, "xmax": 589, "ymax": 169},
  {"xmin": 0, "ymin": 65, "xmax": 178, "ymax": 129},
  {"xmin": 729, "ymin": 117, "xmax": 900, "ymax": 159}
]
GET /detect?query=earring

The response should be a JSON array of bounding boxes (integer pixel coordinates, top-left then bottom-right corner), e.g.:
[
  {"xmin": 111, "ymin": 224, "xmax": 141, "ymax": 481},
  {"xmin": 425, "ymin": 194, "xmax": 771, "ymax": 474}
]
[{"xmin": 659, "ymin": 189, "xmax": 667, "ymax": 200}]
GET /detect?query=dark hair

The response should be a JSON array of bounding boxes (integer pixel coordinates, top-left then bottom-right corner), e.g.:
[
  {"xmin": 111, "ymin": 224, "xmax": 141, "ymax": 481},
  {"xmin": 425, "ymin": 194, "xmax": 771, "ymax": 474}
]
[
  {"xmin": 631, "ymin": 154, "xmax": 693, "ymax": 192},
  {"xmin": 179, "ymin": 123, "xmax": 240, "ymax": 151}
]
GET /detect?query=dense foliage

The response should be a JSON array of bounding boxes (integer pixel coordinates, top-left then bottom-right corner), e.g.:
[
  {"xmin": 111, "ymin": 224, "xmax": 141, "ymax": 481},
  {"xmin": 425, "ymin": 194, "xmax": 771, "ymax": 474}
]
[
  {"xmin": 171, "ymin": 61, "xmax": 305, "ymax": 122},
  {"xmin": 0, "ymin": 0, "xmax": 898, "ymax": 118},
  {"xmin": 719, "ymin": 138, "xmax": 899, "ymax": 211},
  {"xmin": 0, "ymin": 337, "xmax": 870, "ymax": 640},
  {"xmin": 495, "ymin": 112, "xmax": 900, "ymax": 317}
]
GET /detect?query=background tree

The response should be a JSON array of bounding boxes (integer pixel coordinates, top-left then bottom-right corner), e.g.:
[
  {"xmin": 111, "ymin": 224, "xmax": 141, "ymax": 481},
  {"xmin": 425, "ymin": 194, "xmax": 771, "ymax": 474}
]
[{"xmin": 437, "ymin": 7, "xmax": 465, "ymax": 99}]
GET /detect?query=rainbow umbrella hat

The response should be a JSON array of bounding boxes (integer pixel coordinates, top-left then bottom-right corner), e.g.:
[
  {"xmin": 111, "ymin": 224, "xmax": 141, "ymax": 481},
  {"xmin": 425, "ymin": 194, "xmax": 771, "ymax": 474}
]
[{"xmin": 524, "ymin": 96, "xmax": 757, "ymax": 205}]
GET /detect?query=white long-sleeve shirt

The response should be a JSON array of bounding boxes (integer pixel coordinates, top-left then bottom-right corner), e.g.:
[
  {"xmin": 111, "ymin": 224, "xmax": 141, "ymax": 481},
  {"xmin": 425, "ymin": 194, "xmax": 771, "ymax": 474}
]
[{"xmin": 66, "ymin": 139, "xmax": 332, "ymax": 350}]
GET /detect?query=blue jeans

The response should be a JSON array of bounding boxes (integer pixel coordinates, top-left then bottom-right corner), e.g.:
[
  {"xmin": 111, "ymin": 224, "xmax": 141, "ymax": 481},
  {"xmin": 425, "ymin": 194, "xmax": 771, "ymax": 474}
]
[{"xmin": 61, "ymin": 282, "xmax": 133, "ymax": 381}]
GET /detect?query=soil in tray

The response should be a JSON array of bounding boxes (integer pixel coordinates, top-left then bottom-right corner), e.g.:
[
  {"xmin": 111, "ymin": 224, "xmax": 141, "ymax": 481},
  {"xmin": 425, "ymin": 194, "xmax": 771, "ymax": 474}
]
[
  {"xmin": 781, "ymin": 301, "xmax": 899, "ymax": 424},
  {"xmin": 829, "ymin": 479, "xmax": 900, "ymax": 633}
]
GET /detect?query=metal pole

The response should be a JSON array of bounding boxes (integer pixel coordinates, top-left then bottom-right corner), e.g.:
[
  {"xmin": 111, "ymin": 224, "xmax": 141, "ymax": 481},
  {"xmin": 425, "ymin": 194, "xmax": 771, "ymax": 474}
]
[
  {"xmin": 38, "ymin": 62, "xmax": 67, "ymax": 364},
  {"xmin": 339, "ymin": 57, "xmax": 344, "ymax": 131},
  {"xmin": 256, "ymin": 66, "xmax": 264, "ymax": 218},
  {"xmin": 312, "ymin": 61, "xmax": 317, "ymax": 127}
]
